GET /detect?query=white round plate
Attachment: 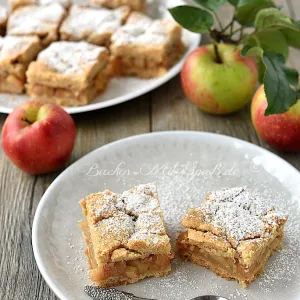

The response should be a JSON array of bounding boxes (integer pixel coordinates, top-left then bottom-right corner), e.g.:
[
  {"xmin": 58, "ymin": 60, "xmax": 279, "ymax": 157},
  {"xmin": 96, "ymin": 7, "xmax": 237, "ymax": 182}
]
[
  {"xmin": 32, "ymin": 131, "xmax": 300, "ymax": 300},
  {"xmin": 0, "ymin": 0, "xmax": 200, "ymax": 115}
]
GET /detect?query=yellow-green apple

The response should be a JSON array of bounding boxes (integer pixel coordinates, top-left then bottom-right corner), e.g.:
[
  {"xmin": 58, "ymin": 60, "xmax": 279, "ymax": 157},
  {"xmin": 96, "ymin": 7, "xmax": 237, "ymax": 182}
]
[
  {"xmin": 251, "ymin": 85, "xmax": 300, "ymax": 152},
  {"xmin": 1, "ymin": 101, "xmax": 76, "ymax": 174},
  {"xmin": 181, "ymin": 43, "xmax": 258, "ymax": 114}
]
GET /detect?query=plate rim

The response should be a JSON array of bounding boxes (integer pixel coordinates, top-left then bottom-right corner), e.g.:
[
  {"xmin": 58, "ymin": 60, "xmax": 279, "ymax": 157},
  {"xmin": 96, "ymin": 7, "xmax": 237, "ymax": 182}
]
[
  {"xmin": 0, "ymin": 38, "xmax": 201, "ymax": 115},
  {"xmin": 32, "ymin": 131, "xmax": 300, "ymax": 300}
]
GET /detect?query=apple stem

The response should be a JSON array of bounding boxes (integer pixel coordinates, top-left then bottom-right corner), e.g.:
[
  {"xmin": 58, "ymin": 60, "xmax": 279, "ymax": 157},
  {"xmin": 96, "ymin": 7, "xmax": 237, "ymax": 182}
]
[
  {"xmin": 22, "ymin": 117, "xmax": 33, "ymax": 125},
  {"xmin": 213, "ymin": 43, "xmax": 222, "ymax": 64}
]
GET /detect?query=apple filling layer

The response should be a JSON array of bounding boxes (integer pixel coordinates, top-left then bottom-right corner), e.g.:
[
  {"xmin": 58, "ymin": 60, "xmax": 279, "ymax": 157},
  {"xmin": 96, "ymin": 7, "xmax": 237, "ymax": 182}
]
[
  {"xmin": 26, "ymin": 69, "xmax": 109, "ymax": 107},
  {"xmin": 111, "ymin": 42, "xmax": 184, "ymax": 78},
  {"xmin": 177, "ymin": 231, "xmax": 283, "ymax": 287}
]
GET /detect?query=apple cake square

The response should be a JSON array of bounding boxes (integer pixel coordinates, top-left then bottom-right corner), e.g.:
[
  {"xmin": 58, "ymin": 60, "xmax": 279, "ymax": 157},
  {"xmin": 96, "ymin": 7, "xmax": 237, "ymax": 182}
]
[
  {"xmin": 177, "ymin": 187, "xmax": 287, "ymax": 287},
  {"xmin": 0, "ymin": 6, "xmax": 8, "ymax": 36},
  {"xmin": 26, "ymin": 41, "xmax": 110, "ymax": 107},
  {"xmin": 79, "ymin": 183, "xmax": 173, "ymax": 287},
  {"xmin": 7, "ymin": 3, "xmax": 66, "ymax": 46},
  {"xmin": 110, "ymin": 12, "xmax": 184, "ymax": 78},
  {"xmin": 92, "ymin": 0, "xmax": 146, "ymax": 12},
  {"xmin": 9, "ymin": 0, "xmax": 71, "ymax": 11},
  {"xmin": 0, "ymin": 36, "xmax": 42, "ymax": 94},
  {"xmin": 60, "ymin": 4, "xmax": 130, "ymax": 47}
]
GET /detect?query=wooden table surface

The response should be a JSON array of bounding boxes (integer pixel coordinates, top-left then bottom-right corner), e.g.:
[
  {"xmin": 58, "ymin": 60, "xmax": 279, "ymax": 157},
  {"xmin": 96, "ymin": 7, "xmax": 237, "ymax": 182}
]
[{"xmin": 1, "ymin": 1, "xmax": 300, "ymax": 299}]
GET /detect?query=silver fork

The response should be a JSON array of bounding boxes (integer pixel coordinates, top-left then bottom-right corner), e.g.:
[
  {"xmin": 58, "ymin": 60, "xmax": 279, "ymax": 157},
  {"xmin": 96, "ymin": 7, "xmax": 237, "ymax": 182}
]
[{"xmin": 84, "ymin": 286, "xmax": 229, "ymax": 300}]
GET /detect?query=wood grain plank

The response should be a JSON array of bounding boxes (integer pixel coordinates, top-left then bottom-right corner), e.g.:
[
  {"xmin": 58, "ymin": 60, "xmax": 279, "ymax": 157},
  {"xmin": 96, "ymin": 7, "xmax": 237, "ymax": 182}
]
[
  {"xmin": 1, "ymin": 1, "xmax": 300, "ymax": 299},
  {"xmin": 0, "ymin": 96, "xmax": 150, "ymax": 300}
]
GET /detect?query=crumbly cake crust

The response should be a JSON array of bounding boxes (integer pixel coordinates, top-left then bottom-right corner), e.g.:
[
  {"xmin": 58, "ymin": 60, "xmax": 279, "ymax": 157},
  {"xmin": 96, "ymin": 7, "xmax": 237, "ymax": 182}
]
[
  {"xmin": 177, "ymin": 187, "xmax": 287, "ymax": 287},
  {"xmin": 26, "ymin": 41, "xmax": 110, "ymax": 106},
  {"xmin": 0, "ymin": 35, "xmax": 41, "ymax": 93},
  {"xmin": 7, "ymin": 3, "xmax": 66, "ymax": 46},
  {"xmin": 92, "ymin": 0, "xmax": 146, "ymax": 12},
  {"xmin": 9, "ymin": 0, "xmax": 71, "ymax": 11},
  {"xmin": 79, "ymin": 183, "xmax": 173, "ymax": 287},
  {"xmin": 60, "ymin": 4, "xmax": 130, "ymax": 47},
  {"xmin": 110, "ymin": 12, "xmax": 184, "ymax": 78}
]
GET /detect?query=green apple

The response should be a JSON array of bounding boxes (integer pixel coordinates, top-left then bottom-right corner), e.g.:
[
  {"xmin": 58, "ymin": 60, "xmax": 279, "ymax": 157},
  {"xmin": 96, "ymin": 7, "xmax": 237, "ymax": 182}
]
[{"xmin": 181, "ymin": 43, "xmax": 258, "ymax": 115}]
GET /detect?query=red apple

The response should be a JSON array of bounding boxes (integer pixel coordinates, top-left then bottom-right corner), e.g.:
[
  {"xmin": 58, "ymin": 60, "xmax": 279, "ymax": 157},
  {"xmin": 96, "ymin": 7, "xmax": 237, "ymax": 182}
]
[
  {"xmin": 181, "ymin": 43, "xmax": 258, "ymax": 115},
  {"xmin": 2, "ymin": 101, "xmax": 76, "ymax": 174},
  {"xmin": 252, "ymin": 84, "xmax": 300, "ymax": 152}
]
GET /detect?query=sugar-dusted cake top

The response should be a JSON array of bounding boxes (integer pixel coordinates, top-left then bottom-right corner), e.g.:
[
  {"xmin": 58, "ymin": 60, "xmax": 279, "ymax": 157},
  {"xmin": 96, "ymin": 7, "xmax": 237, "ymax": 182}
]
[
  {"xmin": 60, "ymin": 4, "xmax": 130, "ymax": 39},
  {"xmin": 80, "ymin": 183, "xmax": 170, "ymax": 261},
  {"xmin": 0, "ymin": 6, "xmax": 7, "ymax": 25},
  {"xmin": 111, "ymin": 12, "xmax": 179, "ymax": 46},
  {"xmin": 0, "ymin": 35, "xmax": 40, "ymax": 63},
  {"xmin": 8, "ymin": 3, "xmax": 65, "ymax": 36},
  {"xmin": 37, "ymin": 41, "xmax": 108, "ymax": 76},
  {"xmin": 182, "ymin": 187, "xmax": 287, "ymax": 245}
]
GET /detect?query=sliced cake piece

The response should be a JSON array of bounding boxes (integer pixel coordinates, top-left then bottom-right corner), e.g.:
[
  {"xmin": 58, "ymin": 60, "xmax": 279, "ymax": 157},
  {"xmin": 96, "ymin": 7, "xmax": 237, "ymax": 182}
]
[
  {"xmin": 110, "ymin": 12, "xmax": 185, "ymax": 78},
  {"xmin": 177, "ymin": 187, "xmax": 287, "ymax": 287},
  {"xmin": 79, "ymin": 183, "xmax": 173, "ymax": 287},
  {"xmin": 26, "ymin": 41, "xmax": 110, "ymax": 107}
]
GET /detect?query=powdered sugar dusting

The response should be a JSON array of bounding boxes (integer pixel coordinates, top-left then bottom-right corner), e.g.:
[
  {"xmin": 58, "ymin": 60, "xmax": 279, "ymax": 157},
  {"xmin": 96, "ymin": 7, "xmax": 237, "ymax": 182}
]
[
  {"xmin": 84, "ymin": 183, "xmax": 169, "ymax": 252},
  {"xmin": 0, "ymin": 36, "xmax": 38, "ymax": 62},
  {"xmin": 95, "ymin": 213, "xmax": 135, "ymax": 243},
  {"xmin": 197, "ymin": 187, "xmax": 287, "ymax": 242},
  {"xmin": 38, "ymin": 41, "xmax": 107, "ymax": 75},
  {"xmin": 8, "ymin": 3, "xmax": 65, "ymax": 35},
  {"xmin": 60, "ymin": 5, "xmax": 128, "ymax": 40},
  {"xmin": 121, "ymin": 183, "xmax": 160, "ymax": 216},
  {"xmin": 111, "ymin": 12, "xmax": 171, "ymax": 46}
]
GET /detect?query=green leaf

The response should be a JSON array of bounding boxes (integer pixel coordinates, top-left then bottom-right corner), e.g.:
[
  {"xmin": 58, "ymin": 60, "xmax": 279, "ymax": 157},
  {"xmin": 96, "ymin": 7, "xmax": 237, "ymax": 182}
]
[
  {"xmin": 168, "ymin": 6, "xmax": 213, "ymax": 33},
  {"xmin": 235, "ymin": 0, "xmax": 275, "ymax": 26},
  {"xmin": 228, "ymin": 0, "xmax": 239, "ymax": 6},
  {"xmin": 193, "ymin": 0, "xmax": 226, "ymax": 11},
  {"xmin": 241, "ymin": 45, "xmax": 263, "ymax": 57},
  {"xmin": 245, "ymin": 30, "xmax": 289, "ymax": 59},
  {"xmin": 262, "ymin": 52, "xmax": 299, "ymax": 115},
  {"xmin": 243, "ymin": 48, "xmax": 300, "ymax": 112},
  {"xmin": 281, "ymin": 20, "xmax": 300, "ymax": 49},
  {"xmin": 255, "ymin": 8, "xmax": 300, "ymax": 31}
]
